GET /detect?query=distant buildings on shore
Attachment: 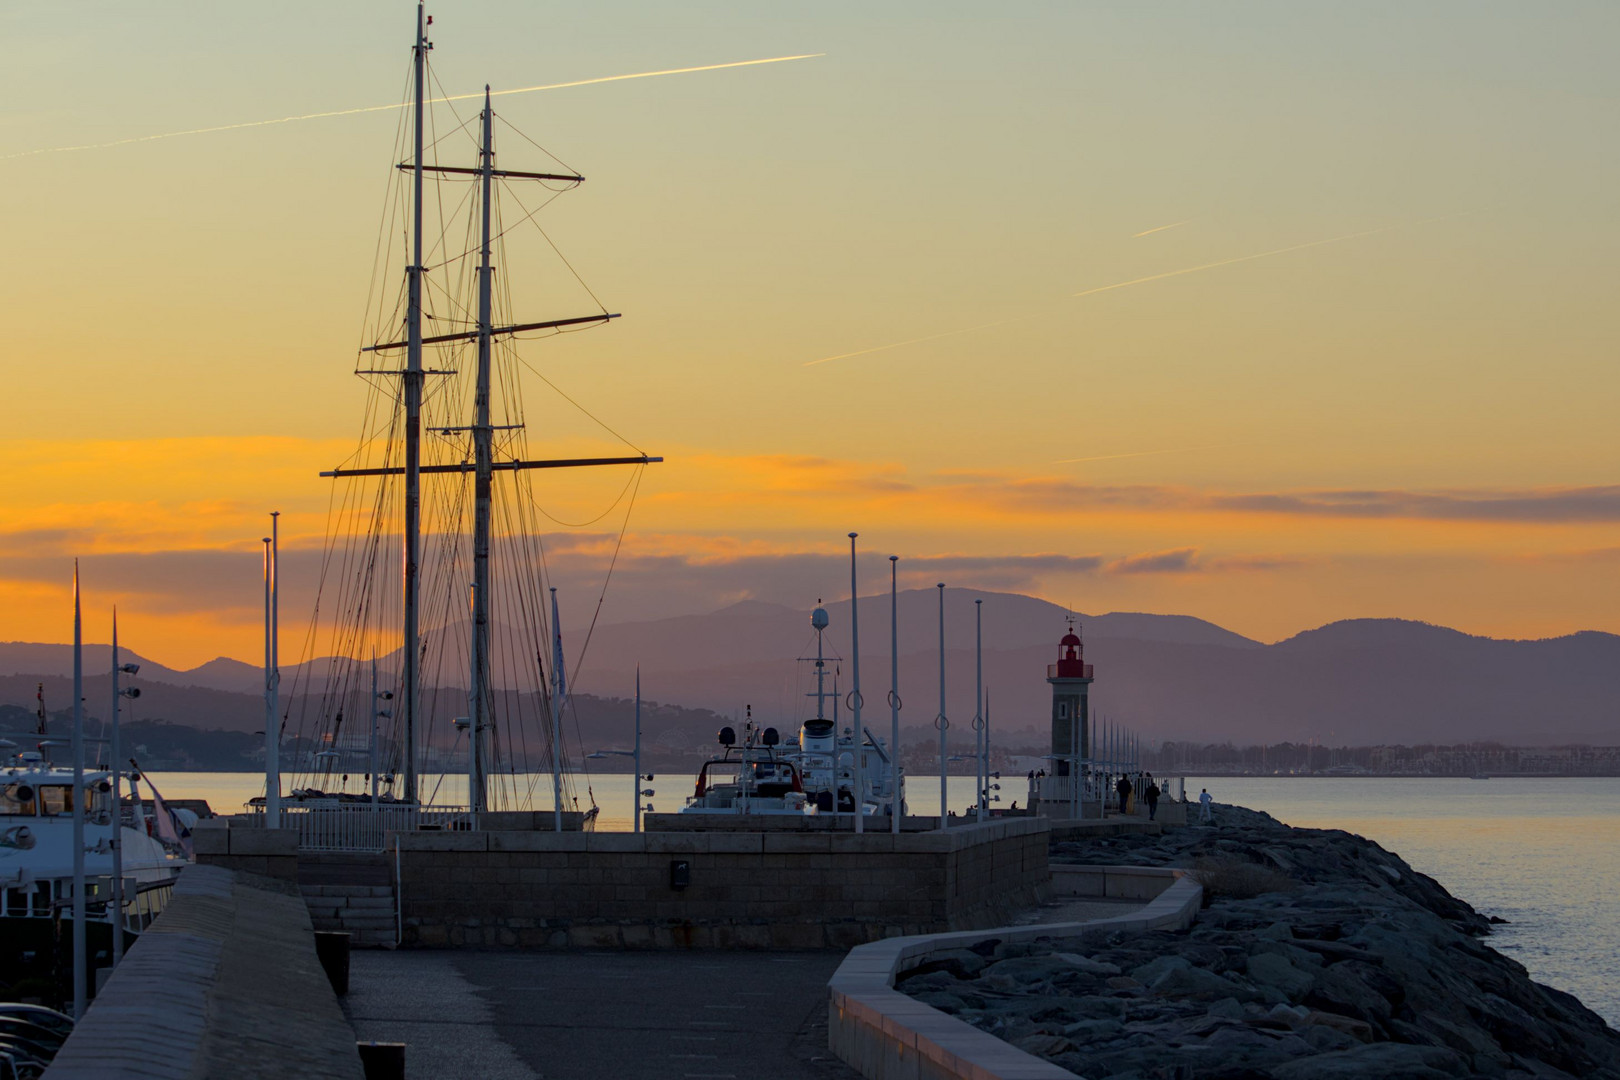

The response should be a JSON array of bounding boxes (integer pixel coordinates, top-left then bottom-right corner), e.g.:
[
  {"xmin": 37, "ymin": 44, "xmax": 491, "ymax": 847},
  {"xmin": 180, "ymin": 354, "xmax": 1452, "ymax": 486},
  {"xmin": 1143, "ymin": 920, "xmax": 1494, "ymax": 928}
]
[{"xmin": 1139, "ymin": 741, "xmax": 1620, "ymax": 777}]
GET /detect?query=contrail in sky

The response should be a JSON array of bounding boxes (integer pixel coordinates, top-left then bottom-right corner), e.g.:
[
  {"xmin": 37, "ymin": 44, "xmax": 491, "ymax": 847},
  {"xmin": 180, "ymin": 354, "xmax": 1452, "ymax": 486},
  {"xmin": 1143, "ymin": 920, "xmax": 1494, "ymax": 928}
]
[
  {"xmin": 3, "ymin": 54, "xmax": 824, "ymax": 161},
  {"xmin": 1132, "ymin": 221, "xmax": 1187, "ymax": 237},
  {"xmin": 804, "ymin": 209, "xmax": 1481, "ymax": 368},
  {"xmin": 1073, "ymin": 220, "xmax": 1421, "ymax": 298},
  {"xmin": 802, "ymin": 317, "xmax": 1019, "ymax": 367}
]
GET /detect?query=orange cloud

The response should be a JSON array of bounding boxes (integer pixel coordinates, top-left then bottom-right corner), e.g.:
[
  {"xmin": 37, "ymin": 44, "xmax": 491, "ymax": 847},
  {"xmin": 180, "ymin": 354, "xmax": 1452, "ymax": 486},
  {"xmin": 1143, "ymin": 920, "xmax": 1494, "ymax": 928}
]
[{"xmin": 3, "ymin": 437, "xmax": 1617, "ymax": 665}]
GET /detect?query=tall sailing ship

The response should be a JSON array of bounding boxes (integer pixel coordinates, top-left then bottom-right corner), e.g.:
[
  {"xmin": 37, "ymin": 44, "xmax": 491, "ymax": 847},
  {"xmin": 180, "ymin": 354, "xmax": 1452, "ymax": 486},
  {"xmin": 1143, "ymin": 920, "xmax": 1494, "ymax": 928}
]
[{"xmin": 269, "ymin": 3, "xmax": 659, "ymax": 829}]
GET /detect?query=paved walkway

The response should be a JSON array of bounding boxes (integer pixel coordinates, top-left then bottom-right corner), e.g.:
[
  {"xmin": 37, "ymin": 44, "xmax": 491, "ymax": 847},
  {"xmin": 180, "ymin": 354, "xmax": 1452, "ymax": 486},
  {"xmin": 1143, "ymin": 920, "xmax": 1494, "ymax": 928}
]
[
  {"xmin": 345, "ymin": 950, "xmax": 863, "ymax": 1080},
  {"xmin": 1009, "ymin": 896, "xmax": 1147, "ymax": 927}
]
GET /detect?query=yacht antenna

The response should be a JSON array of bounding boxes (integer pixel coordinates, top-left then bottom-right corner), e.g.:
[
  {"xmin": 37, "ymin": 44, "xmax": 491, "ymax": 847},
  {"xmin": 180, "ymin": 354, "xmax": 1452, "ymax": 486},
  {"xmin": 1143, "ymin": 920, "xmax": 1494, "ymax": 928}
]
[{"xmin": 811, "ymin": 600, "xmax": 830, "ymax": 720}]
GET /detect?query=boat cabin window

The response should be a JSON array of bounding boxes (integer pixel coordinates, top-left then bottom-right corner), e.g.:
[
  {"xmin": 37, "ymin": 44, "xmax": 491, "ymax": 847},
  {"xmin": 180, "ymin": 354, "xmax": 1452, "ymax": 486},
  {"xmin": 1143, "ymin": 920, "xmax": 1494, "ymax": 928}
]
[
  {"xmin": 1, "ymin": 785, "xmax": 36, "ymax": 815},
  {"xmin": 40, "ymin": 786, "xmax": 74, "ymax": 816}
]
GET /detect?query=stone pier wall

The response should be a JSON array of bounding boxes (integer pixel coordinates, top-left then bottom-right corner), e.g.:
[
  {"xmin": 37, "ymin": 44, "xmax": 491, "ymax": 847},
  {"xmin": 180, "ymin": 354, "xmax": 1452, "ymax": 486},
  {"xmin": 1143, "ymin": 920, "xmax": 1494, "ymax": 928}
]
[
  {"xmin": 395, "ymin": 818, "xmax": 1050, "ymax": 950},
  {"xmin": 46, "ymin": 865, "xmax": 363, "ymax": 1079}
]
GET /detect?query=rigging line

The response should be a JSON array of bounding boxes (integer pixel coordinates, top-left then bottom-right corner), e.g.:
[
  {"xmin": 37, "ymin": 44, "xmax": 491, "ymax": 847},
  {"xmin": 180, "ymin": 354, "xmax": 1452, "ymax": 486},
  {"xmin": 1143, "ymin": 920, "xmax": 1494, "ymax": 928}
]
[
  {"xmin": 566, "ymin": 463, "xmax": 645, "ymax": 694},
  {"xmin": 493, "ymin": 112, "xmax": 582, "ymax": 182},
  {"xmin": 418, "ymin": 184, "xmax": 481, "ymax": 272},
  {"xmin": 432, "ymin": 182, "xmax": 569, "ymax": 272},
  {"xmin": 497, "ymin": 178, "xmax": 607, "ymax": 312},
  {"xmin": 526, "ymin": 465, "xmax": 641, "ymax": 528},
  {"xmin": 357, "ymin": 61, "xmax": 417, "ymax": 357},
  {"xmin": 512, "ymin": 352, "xmax": 644, "ymax": 455}
]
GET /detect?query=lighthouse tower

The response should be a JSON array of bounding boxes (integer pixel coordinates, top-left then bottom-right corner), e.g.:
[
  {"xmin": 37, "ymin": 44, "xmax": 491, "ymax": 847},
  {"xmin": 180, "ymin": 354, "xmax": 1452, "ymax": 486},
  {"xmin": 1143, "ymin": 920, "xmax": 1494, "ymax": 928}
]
[{"xmin": 1047, "ymin": 619, "xmax": 1094, "ymax": 797}]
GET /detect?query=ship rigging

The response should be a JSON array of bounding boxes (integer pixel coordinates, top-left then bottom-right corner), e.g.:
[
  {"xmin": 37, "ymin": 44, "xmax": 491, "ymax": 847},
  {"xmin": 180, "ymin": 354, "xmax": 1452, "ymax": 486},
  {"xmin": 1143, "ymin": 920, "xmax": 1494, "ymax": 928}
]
[{"xmin": 280, "ymin": 4, "xmax": 660, "ymax": 822}]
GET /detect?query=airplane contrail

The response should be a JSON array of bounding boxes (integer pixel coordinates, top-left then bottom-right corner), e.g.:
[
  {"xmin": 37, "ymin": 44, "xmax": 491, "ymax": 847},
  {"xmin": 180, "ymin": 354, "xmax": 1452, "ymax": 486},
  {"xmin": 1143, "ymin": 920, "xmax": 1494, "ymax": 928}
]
[
  {"xmin": 1132, "ymin": 221, "xmax": 1187, "ymax": 238},
  {"xmin": 803, "ymin": 209, "xmax": 1483, "ymax": 369},
  {"xmin": 1074, "ymin": 219, "xmax": 1427, "ymax": 298},
  {"xmin": 802, "ymin": 317, "xmax": 1018, "ymax": 367},
  {"xmin": 3, "ymin": 54, "xmax": 825, "ymax": 161}
]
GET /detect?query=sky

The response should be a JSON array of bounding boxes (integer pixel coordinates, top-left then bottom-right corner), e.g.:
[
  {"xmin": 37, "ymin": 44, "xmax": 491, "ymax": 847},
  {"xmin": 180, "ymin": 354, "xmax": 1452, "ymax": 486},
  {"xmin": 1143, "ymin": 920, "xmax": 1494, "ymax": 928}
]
[{"xmin": 1, "ymin": 1, "xmax": 1617, "ymax": 670}]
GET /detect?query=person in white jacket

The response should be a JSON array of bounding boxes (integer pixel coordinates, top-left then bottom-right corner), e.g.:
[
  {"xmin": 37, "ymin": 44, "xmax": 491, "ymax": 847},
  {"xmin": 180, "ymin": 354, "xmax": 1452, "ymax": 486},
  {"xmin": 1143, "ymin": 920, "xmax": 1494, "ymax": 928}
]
[{"xmin": 1198, "ymin": 788, "xmax": 1214, "ymax": 824}]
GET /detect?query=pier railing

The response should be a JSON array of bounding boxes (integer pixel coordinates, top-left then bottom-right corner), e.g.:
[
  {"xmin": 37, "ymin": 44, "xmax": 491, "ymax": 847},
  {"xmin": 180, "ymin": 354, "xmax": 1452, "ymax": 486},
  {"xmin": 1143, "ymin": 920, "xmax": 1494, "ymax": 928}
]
[{"xmin": 244, "ymin": 802, "xmax": 471, "ymax": 852}]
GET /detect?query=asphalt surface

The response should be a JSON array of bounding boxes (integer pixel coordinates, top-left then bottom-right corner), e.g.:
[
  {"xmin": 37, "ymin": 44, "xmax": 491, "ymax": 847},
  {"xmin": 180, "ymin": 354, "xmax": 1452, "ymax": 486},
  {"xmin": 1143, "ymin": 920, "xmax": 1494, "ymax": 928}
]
[{"xmin": 345, "ymin": 949, "xmax": 863, "ymax": 1080}]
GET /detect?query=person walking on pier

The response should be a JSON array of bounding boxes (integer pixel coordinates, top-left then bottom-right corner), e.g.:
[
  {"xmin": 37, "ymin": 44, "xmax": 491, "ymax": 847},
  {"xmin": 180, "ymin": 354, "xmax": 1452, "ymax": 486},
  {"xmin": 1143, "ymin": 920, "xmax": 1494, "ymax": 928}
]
[
  {"xmin": 1115, "ymin": 774, "xmax": 1133, "ymax": 815},
  {"xmin": 1144, "ymin": 779, "xmax": 1160, "ymax": 821},
  {"xmin": 1198, "ymin": 787, "xmax": 1213, "ymax": 824}
]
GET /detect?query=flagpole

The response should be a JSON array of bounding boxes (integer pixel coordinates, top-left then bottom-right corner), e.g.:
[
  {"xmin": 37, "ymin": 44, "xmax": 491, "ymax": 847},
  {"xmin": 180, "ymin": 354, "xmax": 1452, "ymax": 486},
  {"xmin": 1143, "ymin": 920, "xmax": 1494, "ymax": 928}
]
[
  {"xmin": 110, "ymin": 609, "xmax": 126, "ymax": 966},
  {"xmin": 974, "ymin": 599, "xmax": 984, "ymax": 822},
  {"xmin": 936, "ymin": 583, "xmax": 948, "ymax": 831},
  {"xmin": 269, "ymin": 512, "xmax": 280, "ymax": 826},
  {"xmin": 71, "ymin": 562, "xmax": 87, "ymax": 1021},
  {"xmin": 848, "ymin": 533, "xmax": 863, "ymax": 835},
  {"xmin": 634, "ymin": 666, "xmax": 643, "ymax": 834},
  {"xmin": 888, "ymin": 556, "xmax": 900, "ymax": 836},
  {"xmin": 550, "ymin": 588, "xmax": 565, "ymax": 833}
]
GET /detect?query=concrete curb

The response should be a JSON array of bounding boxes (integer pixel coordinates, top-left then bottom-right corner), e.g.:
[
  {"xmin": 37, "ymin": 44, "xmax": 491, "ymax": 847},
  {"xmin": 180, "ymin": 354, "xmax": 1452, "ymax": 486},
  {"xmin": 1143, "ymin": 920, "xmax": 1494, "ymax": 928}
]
[{"xmin": 827, "ymin": 865, "xmax": 1203, "ymax": 1080}]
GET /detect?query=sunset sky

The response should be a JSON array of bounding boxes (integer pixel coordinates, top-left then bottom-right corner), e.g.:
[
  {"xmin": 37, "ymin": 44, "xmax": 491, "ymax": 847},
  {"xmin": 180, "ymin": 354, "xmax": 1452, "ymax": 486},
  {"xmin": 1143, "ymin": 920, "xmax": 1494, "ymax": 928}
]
[{"xmin": 2, "ymin": 1, "xmax": 1617, "ymax": 669}]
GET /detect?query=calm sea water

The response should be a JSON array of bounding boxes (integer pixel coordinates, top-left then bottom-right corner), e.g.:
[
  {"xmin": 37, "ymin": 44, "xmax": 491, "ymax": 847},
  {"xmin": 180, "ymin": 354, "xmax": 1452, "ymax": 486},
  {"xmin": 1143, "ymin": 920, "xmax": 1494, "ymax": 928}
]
[
  {"xmin": 1188, "ymin": 776, "xmax": 1620, "ymax": 1027},
  {"xmin": 146, "ymin": 771, "xmax": 1619, "ymax": 1025}
]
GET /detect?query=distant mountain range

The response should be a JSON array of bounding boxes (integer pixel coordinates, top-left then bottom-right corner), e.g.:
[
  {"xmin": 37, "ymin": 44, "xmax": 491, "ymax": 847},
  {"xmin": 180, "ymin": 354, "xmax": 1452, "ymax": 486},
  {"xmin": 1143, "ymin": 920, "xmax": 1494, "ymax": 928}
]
[{"xmin": 2, "ymin": 591, "xmax": 1616, "ymax": 746}]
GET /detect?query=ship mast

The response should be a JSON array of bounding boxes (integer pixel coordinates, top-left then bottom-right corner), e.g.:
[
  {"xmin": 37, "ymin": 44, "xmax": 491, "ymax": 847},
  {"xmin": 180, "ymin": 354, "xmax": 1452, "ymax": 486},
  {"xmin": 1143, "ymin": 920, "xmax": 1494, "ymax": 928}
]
[
  {"xmin": 402, "ymin": 0, "xmax": 428, "ymax": 805},
  {"xmin": 325, "ymin": 9, "xmax": 662, "ymax": 816},
  {"xmin": 469, "ymin": 88, "xmax": 495, "ymax": 814}
]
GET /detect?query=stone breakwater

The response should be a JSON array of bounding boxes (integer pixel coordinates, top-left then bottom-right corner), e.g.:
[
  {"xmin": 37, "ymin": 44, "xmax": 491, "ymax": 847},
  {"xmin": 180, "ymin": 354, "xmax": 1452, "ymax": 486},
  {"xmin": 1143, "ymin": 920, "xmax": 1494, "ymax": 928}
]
[{"xmin": 897, "ymin": 804, "xmax": 1620, "ymax": 1079}]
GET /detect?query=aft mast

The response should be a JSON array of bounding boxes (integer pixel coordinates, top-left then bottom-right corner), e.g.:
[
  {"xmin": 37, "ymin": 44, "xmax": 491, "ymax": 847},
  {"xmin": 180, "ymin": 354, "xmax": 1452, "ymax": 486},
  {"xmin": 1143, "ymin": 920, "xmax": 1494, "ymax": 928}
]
[
  {"xmin": 469, "ymin": 88, "xmax": 495, "ymax": 815},
  {"xmin": 402, "ymin": 1, "xmax": 428, "ymax": 805}
]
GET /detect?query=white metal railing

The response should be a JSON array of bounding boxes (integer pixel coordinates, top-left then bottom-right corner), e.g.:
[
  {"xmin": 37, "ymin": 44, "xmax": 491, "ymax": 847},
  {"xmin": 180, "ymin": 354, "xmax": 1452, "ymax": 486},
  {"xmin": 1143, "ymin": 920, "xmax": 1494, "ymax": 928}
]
[{"xmin": 248, "ymin": 802, "xmax": 471, "ymax": 852}]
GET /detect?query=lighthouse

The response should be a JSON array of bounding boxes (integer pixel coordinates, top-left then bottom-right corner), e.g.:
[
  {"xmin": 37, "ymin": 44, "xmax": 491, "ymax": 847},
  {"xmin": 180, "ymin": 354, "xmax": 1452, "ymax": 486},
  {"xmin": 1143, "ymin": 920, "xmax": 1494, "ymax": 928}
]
[{"xmin": 1045, "ymin": 619, "xmax": 1094, "ymax": 814}]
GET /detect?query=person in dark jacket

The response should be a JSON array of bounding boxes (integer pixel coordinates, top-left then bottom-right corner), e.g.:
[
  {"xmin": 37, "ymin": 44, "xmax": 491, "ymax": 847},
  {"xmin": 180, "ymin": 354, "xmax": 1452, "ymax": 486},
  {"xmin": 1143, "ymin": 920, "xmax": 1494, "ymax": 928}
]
[
  {"xmin": 1115, "ymin": 775, "xmax": 1133, "ymax": 815},
  {"xmin": 1144, "ymin": 780, "xmax": 1161, "ymax": 821}
]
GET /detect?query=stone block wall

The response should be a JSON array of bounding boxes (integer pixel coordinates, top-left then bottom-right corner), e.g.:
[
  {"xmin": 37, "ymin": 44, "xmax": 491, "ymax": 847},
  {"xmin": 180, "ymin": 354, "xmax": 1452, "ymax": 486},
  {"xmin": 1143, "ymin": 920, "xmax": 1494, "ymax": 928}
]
[
  {"xmin": 393, "ymin": 818, "xmax": 1050, "ymax": 950},
  {"xmin": 194, "ymin": 821, "xmax": 299, "ymax": 881}
]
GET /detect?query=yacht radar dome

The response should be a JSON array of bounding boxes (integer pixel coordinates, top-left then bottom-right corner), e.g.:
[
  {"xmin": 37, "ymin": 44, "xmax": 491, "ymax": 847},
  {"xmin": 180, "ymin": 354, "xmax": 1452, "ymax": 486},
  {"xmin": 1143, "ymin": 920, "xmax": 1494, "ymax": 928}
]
[{"xmin": 812, "ymin": 606, "xmax": 829, "ymax": 630}]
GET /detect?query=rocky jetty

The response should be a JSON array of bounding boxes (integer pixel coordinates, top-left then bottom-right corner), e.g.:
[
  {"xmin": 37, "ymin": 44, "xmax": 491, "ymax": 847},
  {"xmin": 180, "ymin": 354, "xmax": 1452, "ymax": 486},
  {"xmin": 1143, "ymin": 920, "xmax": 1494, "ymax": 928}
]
[{"xmin": 897, "ymin": 804, "xmax": 1620, "ymax": 1079}]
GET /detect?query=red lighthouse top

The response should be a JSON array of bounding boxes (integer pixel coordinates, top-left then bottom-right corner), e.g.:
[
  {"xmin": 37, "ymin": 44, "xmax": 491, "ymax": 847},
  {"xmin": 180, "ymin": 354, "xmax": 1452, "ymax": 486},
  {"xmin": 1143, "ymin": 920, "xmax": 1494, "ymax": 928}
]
[{"xmin": 1052, "ymin": 619, "xmax": 1092, "ymax": 678}]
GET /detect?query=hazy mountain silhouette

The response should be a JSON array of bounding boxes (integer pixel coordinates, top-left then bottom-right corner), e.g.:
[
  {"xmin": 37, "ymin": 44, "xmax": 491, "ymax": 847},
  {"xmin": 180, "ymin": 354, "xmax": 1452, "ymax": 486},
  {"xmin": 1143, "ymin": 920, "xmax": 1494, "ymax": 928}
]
[{"xmin": 2, "ymin": 598, "xmax": 1616, "ymax": 746}]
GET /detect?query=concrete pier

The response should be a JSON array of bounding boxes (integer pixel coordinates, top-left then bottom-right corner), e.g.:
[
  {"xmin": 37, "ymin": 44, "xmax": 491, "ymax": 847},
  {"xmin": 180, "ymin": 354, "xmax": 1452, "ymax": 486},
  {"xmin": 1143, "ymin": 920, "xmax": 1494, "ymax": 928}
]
[{"xmin": 45, "ymin": 865, "xmax": 363, "ymax": 1079}]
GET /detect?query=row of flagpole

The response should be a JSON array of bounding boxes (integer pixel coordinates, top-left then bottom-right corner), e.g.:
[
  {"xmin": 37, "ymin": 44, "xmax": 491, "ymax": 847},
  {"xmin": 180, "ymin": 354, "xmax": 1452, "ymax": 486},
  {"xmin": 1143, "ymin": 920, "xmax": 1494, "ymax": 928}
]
[
  {"xmin": 61, "ymin": 564, "xmax": 188, "ymax": 1020},
  {"xmin": 845, "ymin": 536, "xmax": 997, "ymax": 835}
]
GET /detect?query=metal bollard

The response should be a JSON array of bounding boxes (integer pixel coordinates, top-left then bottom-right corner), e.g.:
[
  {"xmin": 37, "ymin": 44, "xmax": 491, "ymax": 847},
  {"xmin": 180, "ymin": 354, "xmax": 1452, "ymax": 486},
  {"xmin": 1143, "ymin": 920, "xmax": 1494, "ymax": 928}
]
[
  {"xmin": 314, "ymin": 930, "xmax": 351, "ymax": 996},
  {"xmin": 358, "ymin": 1041, "xmax": 406, "ymax": 1080}
]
